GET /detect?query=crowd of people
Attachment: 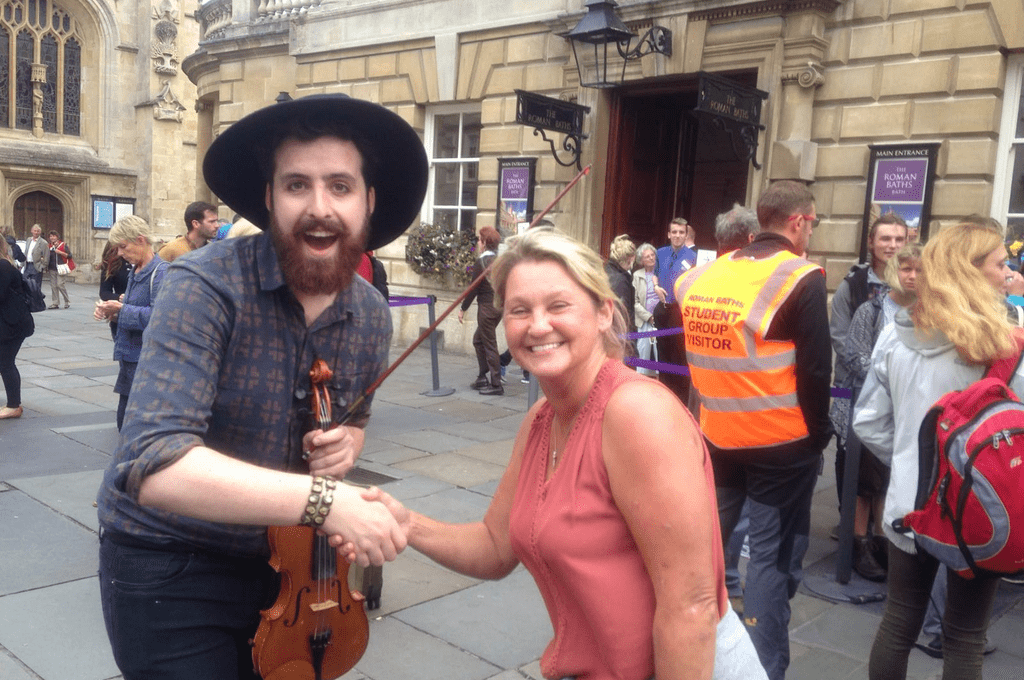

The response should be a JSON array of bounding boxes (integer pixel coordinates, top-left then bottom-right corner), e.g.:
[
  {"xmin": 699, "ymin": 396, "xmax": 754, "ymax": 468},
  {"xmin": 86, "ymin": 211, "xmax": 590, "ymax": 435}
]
[{"xmin": 2, "ymin": 92, "xmax": 1021, "ymax": 680}]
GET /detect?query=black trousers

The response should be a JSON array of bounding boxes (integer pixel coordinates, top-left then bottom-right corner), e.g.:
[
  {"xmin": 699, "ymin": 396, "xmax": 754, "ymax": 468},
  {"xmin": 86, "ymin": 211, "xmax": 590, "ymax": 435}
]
[{"xmin": 652, "ymin": 301, "xmax": 690, "ymax": 405}]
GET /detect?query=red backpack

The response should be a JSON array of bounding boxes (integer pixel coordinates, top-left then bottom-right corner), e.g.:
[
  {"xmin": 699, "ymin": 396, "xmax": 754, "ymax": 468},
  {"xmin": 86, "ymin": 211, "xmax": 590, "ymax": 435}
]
[{"xmin": 896, "ymin": 335, "xmax": 1024, "ymax": 580}]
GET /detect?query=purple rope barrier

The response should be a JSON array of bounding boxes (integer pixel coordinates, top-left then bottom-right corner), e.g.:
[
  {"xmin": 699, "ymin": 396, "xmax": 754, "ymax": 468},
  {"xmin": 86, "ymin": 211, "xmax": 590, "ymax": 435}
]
[{"xmin": 387, "ymin": 295, "xmax": 432, "ymax": 308}]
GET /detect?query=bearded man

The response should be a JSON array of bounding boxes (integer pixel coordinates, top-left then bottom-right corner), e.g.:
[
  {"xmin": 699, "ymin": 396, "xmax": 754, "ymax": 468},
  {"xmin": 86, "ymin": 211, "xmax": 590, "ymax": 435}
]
[{"xmin": 95, "ymin": 95, "xmax": 427, "ymax": 679}]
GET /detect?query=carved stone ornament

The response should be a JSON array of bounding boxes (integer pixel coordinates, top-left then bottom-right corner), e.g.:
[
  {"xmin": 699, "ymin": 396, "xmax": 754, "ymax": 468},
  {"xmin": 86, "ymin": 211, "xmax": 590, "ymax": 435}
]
[
  {"xmin": 153, "ymin": 0, "xmax": 180, "ymax": 23},
  {"xmin": 152, "ymin": 20, "xmax": 179, "ymax": 75},
  {"xmin": 139, "ymin": 80, "xmax": 187, "ymax": 122},
  {"xmin": 782, "ymin": 62, "xmax": 825, "ymax": 89}
]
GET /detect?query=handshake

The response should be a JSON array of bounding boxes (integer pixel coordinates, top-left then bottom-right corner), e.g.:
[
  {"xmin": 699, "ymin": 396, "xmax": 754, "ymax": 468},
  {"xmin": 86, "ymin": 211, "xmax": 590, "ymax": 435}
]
[{"xmin": 323, "ymin": 485, "xmax": 411, "ymax": 568}]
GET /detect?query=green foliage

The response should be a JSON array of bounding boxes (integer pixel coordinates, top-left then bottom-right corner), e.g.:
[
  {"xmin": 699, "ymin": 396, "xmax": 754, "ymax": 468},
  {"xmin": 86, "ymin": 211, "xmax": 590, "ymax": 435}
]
[{"xmin": 405, "ymin": 222, "xmax": 477, "ymax": 287}]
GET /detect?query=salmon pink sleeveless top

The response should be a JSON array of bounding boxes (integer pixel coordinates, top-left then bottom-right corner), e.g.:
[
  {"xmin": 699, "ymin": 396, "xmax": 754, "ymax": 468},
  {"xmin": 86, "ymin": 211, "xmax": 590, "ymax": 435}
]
[{"xmin": 509, "ymin": 360, "xmax": 727, "ymax": 680}]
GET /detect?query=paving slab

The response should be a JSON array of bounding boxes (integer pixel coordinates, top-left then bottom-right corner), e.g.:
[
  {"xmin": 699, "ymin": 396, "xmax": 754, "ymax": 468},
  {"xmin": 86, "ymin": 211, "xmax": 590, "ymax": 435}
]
[
  {"xmin": 365, "ymin": 550, "xmax": 480, "ymax": 617},
  {"xmin": 0, "ymin": 577, "xmax": 119, "ymax": 680},
  {"xmin": 451, "ymin": 438, "xmax": 515, "ymax": 467},
  {"xmin": 345, "ymin": 616, "xmax": 501, "ymax": 680},
  {"xmin": 0, "ymin": 490, "xmax": 98, "ymax": 596},
  {"xmin": 394, "ymin": 569, "xmax": 550, "ymax": 670},
  {"xmin": 0, "ymin": 430, "xmax": 110, "ymax": 479},
  {"xmin": 787, "ymin": 642, "xmax": 864, "ymax": 680},
  {"xmin": 394, "ymin": 451, "xmax": 507, "ymax": 488},
  {"xmin": 367, "ymin": 402, "xmax": 459, "ymax": 436},
  {"xmin": 379, "ymin": 430, "xmax": 482, "ymax": 455},
  {"xmin": 434, "ymin": 421, "xmax": 518, "ymax": 443},
  {"xmin": 790, "ymin": 602, "xmax": 882, "ymax": 660},
  {"xmin": 403, "ymin": 487, "xmax": 494, "ymax": 525},
  {"xmin": 10, "ymin": 470, "xmax": 105, "ymax": 532}
]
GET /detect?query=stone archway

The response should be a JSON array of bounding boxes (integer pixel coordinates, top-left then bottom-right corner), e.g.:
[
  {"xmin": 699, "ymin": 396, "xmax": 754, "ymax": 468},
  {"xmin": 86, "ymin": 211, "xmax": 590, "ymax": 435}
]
[{"xmin": 13, "ymin": 190, "xmax": 64, "ymax": 239}]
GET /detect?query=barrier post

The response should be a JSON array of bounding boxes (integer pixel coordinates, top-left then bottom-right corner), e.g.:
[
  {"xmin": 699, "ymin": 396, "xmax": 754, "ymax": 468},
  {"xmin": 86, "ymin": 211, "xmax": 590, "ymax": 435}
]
[{"xmin": 421, "ymin": 294, "xmax": 455, "ymax": 397}]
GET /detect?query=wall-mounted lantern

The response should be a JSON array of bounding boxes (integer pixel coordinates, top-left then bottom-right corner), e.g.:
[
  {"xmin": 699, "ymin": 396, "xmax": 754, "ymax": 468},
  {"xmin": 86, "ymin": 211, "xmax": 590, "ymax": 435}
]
[{"xmin": 564, "ymin": 0, "xmax": 672, "ymax": 89}]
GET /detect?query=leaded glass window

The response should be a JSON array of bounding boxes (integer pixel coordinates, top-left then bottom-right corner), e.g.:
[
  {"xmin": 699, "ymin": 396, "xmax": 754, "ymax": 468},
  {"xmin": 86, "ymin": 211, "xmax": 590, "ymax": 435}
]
[
  {"xmin": 1, "ymin": 0, "xmax": 81, "ymax": 135},
  {"xmin": 62, "ymin": 34, "xmax": 76, "ymax": 134},
  {"xmin": 0, "ymin": 27, "xmax": 8, "ymax": 127},
  {"xmin": 14, "ymin": 28, "xmax": 30, "ymax": 129}
]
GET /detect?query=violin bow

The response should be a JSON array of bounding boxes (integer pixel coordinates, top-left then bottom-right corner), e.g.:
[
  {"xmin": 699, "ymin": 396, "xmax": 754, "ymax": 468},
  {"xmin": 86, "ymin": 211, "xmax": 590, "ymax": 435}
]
[{"xmin": 336, "ymin": 164, "xmax": 592, "ymax": 425}]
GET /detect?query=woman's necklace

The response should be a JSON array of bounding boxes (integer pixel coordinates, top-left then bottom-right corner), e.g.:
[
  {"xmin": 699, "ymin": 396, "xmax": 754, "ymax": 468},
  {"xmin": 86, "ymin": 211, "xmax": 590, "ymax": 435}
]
[{"xmin": 549, "ymin": 410, "xmax": 578, "ymax": 473}]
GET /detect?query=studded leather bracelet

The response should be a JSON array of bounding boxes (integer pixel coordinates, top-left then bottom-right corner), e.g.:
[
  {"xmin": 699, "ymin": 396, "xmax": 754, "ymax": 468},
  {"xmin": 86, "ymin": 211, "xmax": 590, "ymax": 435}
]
[{"xmin": 299, "ymin": 475, "xmax": 337, "ymax": 527}]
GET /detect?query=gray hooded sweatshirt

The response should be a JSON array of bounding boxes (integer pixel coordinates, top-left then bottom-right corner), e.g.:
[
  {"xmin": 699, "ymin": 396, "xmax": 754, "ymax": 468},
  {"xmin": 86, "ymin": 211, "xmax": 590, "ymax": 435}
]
[{"xmin": 853, "ymin": 308, "xmax": 1024, "ymax": 555}]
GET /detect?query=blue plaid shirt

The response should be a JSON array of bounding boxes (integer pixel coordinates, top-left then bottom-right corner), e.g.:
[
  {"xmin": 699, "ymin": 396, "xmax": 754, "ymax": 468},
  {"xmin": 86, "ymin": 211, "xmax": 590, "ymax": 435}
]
[{"xmin": 97, "ymin": 232, "xmax": 392, "ymax": 557}]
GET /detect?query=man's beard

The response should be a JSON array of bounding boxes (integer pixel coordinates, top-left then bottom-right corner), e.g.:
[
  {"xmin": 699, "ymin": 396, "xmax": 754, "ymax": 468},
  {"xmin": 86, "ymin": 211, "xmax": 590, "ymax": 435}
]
[{"xmin": 270, "ymin": 212, "xmax": 369, "ymax": 296}]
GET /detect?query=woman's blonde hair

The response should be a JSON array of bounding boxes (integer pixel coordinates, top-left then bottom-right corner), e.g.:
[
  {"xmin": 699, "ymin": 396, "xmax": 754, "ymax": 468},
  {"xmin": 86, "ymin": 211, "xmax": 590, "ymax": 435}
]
[
  {"xmin": 608, "ymin": 233, "xmax": 636, "ymax": 268},
  {"xmin": 914, "ymin": 223, "xmax": 1014, "ymax": 363},
  {"xmin": 883, "ymin": 243, "xmax": 923, "ymax": 296},
  {"xmin": 0, "ymin": 234, "xmax": 11, "ymax": 264},
  {"xmin": 490, "ymin": 228, "xmax": 627, "ymax": 360},
  {"xmin": 109, "ymin": 214, "xmax": 155, "ymax": 247}
]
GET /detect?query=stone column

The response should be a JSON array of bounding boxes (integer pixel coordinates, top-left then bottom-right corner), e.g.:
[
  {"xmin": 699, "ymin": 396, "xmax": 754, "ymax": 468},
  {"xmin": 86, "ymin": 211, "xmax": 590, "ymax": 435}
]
[{"xmin": 768, "ymin": 9, "xmax": 830, "ymax": 182}]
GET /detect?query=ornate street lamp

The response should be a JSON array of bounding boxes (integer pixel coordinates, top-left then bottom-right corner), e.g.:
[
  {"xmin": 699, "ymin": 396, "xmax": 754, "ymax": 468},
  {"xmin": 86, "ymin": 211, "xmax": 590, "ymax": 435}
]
[{"xmin": 564, "ymin": 0, "xmax": 672, "ymax": 89}]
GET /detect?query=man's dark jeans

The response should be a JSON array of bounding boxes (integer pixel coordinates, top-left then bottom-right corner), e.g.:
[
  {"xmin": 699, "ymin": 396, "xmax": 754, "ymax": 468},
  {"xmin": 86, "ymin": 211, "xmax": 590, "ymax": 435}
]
[{"xmin": 99, "ymin": 533, "xmax": 276, "ymax": 679}]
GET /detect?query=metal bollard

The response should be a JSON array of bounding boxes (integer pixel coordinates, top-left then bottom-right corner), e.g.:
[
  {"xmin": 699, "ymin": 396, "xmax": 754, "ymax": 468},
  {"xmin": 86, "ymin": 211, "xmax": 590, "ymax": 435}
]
[{"xmin": 421, "ymin": 294, "xmax": 454, "ymax": 397}]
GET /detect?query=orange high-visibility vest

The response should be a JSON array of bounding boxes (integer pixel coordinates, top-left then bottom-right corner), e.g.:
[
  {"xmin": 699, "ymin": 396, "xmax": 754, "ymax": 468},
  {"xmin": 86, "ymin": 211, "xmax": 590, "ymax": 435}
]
[{"xmin": 675, "ymin": 250, "xmax": 823, "ymax": 450}]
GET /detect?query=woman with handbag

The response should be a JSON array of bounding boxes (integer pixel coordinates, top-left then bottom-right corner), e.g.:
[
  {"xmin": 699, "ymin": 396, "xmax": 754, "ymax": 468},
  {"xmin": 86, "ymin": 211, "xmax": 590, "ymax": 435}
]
[
  {"xmin": 47, "ymin": 230, "xmax": 73, "ymax": 309},
  {"xmin": 0, "ymin": 237, "xmax": 34, "ymax": 420},
  {"xmin": 854, "ymin": 223, "xmax": 1016, "ymax": 679}
]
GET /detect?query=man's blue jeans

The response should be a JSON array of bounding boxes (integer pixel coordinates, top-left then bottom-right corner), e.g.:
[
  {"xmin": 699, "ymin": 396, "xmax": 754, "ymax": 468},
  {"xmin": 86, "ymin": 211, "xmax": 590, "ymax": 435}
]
[
  {"xmin": 715, "ymin": 459, "xmax": 818, "ymax": 680},
  {"xmin": 99, "ymin": 532, "xmax": 276, "ymax": 679}
]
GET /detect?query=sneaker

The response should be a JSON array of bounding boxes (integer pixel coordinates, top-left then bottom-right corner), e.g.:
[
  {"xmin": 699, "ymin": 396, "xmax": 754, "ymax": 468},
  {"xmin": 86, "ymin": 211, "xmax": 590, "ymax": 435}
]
[
  {"xmin": 470, "ymin": 376, "xmax": 489, "ymax": 390},
  {"xmin": 478, "ymin": 384, "xmax": 504, "ymax": 396}
]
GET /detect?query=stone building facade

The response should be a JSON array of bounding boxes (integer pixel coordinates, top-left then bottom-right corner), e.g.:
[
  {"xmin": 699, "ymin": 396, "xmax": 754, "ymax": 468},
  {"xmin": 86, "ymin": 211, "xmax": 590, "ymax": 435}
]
[
  {"xmin": 184, "ymin": 0, "xmax": 1024, "ymax": 353},
  {"xmin": 0, "ymin": 0, "xmax": 199, "ymax": 281}
]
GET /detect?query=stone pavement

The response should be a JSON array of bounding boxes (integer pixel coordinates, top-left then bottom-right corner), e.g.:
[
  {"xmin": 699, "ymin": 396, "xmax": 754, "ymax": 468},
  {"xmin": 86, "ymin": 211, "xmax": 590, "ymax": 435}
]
[{"xmin": 0, "ymin": 281, "xmax": 1021, "ymax": 680}]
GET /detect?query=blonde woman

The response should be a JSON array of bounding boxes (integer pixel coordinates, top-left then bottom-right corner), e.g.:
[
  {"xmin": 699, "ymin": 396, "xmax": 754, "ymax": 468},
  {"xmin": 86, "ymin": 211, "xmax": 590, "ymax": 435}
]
[
  {"xmin": 604, "ymin": 233, "xmax": 636, "ymax": 335},
  {"xmin": 362, "ymin": 229, "xmax": 765, "ymax": 680},
  {"xmin": 93, "ymin": 216, "xmax": 168, "ymax": 430},
  {"xmin": 854, "ymin": 224, "xmax": 1016, "ymax": 679}
]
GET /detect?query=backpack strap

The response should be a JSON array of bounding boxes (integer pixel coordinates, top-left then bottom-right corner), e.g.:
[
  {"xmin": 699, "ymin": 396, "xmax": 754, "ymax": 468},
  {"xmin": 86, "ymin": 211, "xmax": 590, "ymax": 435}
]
[{"xmin": 984, "ymin": 329, "xmax": 1024, "ymax": 385}]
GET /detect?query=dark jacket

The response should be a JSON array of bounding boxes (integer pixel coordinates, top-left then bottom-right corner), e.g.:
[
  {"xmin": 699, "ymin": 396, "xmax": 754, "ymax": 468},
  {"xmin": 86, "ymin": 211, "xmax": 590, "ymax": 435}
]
[
  {"xmin": 461, "ymin": 251, "xmax": 496, "ymax": 312},
  {"xmin": 4, "ymin": 236, "xmax": 25, "ymax": 265},
  {"xmin": 604, "ymin": 260, "xmax": 636, "ymax": 333},
  {"xmin": 0, "ymin": 259, "xmax": 34, "ymax": 341}
]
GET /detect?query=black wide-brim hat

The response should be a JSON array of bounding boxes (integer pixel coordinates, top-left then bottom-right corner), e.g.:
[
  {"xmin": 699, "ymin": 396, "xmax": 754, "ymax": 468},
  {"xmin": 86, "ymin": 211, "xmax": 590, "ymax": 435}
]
[{"xmin": 202, "ymin": 94, "xmax": 428, "ymax": 251}]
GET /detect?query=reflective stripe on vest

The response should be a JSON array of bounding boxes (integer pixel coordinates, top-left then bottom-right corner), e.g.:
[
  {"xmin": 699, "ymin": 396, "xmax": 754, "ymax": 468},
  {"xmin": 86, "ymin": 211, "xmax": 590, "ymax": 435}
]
[{"xmin": 675, "ymin": 250, "xmax": 823, "ymax": 450}]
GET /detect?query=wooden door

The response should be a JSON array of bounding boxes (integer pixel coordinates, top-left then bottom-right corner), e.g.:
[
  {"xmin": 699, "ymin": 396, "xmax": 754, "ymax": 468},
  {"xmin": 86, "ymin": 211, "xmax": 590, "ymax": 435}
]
[
  {"xmin": 14, "ymin": 190, "xmax": 64, "ymax": 239},
  {"xmin": 602, "ymin": 82, "xmax": 752, "ymax": 256}
]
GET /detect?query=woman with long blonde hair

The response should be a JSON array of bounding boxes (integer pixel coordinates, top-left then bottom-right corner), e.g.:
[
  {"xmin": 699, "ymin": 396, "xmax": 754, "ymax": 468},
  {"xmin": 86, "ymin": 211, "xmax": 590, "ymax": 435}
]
[{"xmin": 854, "ymin": 223, "xmax": 1017, "ymax": 679}]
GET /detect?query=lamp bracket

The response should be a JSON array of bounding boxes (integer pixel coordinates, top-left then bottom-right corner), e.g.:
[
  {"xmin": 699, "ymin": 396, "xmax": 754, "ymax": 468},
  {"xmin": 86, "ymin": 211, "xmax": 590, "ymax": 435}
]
[
  {"xmin": 617, "ymin": 26, "xmax": 672, "ymax": 61},
  {"xmin": 532, "ymin": 127, "xmax": 587, "ymax": 171}
]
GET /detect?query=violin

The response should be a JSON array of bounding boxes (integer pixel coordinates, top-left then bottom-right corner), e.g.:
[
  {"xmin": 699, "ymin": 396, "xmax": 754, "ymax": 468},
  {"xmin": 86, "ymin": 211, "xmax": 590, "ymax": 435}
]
[{"xmin": 251, "ymin": 359, "xmax": 369, "ymax": 680}]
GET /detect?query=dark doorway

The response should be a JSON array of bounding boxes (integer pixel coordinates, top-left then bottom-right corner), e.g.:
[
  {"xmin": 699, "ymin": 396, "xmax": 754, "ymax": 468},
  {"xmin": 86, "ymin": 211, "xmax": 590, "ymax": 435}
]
[
  {"xmin": 602, "ymin": 75, "xmax": 755, "ymax": 256},
  {"xmin": 14, "ymin": 190, "xmax": 64, "ymax": 239}
]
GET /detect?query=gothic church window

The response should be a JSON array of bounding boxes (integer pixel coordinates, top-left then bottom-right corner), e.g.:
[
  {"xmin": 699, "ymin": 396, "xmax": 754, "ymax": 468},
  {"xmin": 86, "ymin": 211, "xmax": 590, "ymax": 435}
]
[{"xmin": 0, "ymin": 0, "xmax": 81, "ymax": 135}]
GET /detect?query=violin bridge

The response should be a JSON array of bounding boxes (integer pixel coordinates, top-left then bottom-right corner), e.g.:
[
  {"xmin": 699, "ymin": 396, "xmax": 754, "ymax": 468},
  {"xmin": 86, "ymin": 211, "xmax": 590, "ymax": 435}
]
[{"xmin": 309, "ymin": 599, "xmax": 339, "ymax": 612}]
